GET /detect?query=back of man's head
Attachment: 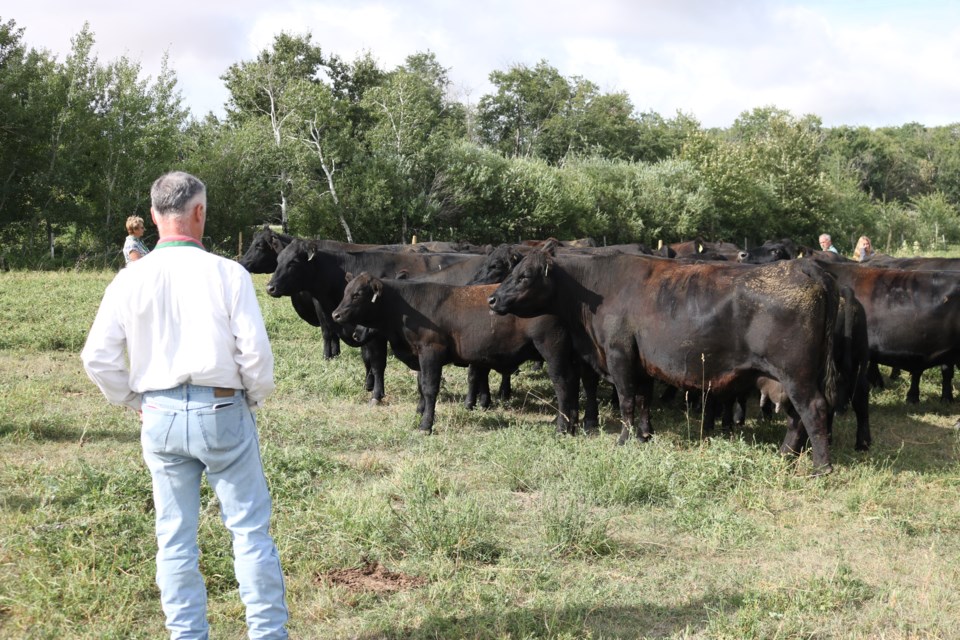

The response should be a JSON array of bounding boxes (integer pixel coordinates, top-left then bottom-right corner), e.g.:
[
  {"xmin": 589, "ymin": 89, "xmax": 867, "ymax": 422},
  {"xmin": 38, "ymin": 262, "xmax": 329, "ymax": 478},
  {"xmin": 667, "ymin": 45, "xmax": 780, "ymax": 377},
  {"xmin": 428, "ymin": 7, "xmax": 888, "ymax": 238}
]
[{"xmin": 151, "ymin": 172, "xmax": 206, "ymax": 216}]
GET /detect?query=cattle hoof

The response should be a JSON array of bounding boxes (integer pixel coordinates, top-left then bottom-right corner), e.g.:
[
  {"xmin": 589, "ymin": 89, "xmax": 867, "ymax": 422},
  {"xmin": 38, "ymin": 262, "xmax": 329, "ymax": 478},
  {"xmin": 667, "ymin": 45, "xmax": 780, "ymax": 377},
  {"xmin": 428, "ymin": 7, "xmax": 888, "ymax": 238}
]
[
  {"xmin": 809, "ymin": 464, "xmax": 834, "ymax": 478},
  {"xmin": 855, "ymin": 442, "xmax": 871, "ymax": 452},
  {"xmin": 368, "ymin": 397, "xmax": 382, "ymax": 407},
  {"xmin": 417, "ymin": 427, "xmax": 432, "ymax": 436},
  {"xmin": 583, "ymin": 419, "xmax": 599, "ymax": 431},
  {"xmin": 905, "ymin": 394, "xmax": 920, "ymax": 404}
]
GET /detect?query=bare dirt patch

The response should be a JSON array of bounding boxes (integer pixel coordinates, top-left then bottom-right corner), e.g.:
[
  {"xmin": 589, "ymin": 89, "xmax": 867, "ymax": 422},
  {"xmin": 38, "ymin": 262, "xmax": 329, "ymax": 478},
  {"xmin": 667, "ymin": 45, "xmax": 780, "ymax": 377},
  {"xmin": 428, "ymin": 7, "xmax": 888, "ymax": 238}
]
[{"xmin": 315, "ymin": 562, "xmax": 427, "ymax": 594}]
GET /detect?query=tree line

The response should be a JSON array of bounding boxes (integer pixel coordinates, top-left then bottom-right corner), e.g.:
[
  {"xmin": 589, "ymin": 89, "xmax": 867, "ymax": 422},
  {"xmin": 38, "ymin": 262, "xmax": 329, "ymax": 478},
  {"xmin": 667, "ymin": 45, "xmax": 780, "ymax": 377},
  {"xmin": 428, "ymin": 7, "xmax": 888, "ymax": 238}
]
[{"xmin": 2, "ymin": 17, "xmax": 959, "ymax": 268}]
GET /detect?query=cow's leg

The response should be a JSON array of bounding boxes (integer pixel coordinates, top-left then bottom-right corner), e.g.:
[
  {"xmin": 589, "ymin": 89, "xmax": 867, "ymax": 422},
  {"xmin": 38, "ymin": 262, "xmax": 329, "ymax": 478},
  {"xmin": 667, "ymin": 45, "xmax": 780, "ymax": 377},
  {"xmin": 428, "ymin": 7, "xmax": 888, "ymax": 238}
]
[
  {"xmin": 362, "ymin": 337, "xmax": 388, "ymax": 405},
  {"xmin": 779, "ymin": 405, "xmax": 806, "ymax": 455},
  {"xmin": 906, "ymin": 370, "xmax": 922, "ymax": 404},
  {"xmin": 323, "ymin": 333, "xmax": 341, "ymax": 359},
  {"xmin": 415, "ymin": 372, "xmax": 425, "ymax": 415},
  {"xmin": 635, "ymin": 376, "xmax": 655, "ymax": 441},
  {"xmin": 580, "ymin": 364, "xmax": 600, "ymax": 431},
  {"xmin": 721, "ymin": 398, "xmax": 735, "ymax": 435},
  {"xmin": 465, "ymin": 365, "xmax": 492, "ymax": 410},
  {"xmin": 317, "ymin": 313, "xmax": 341, "ymax": 360},
  {"xmin": 660, "ymin": 384, "xmax": 678, "ymax": 404},
  {"xmin": 465, "ymin": 365, "xmax": 480, "ymax": 409},
  {"xmin": 786, "ymin": 386, "xmax": 833, "ymax": 475},
  {"xmin": 866, "ymin": 360, "xmax": 885, "ymax": 390},
  {"xmin": 542, "ymin": 354, "xmax": 579, "ymax": 435},
  {"xmin": 701, "ymin": 394, "xmax": 719, "ymax": 435},
  {"xmin": 941, "ymin": 364, "xmax": 954, "ymax": 403},
  {"xmin": 759, "ymin": 394, "xmax": 775, "ymax": 421},
  {"xmin": 852, "ymin": 371, "xmax": 871, "ymax": 451},
  {"xmin": 497, "ymin": 371, "xmax": 511, "ymax": 402},
  {"xmin": 614, "ymin": 387, "xmax": 635, "ymax": 445},
  {"xmin": 733, "ymin": 394, "xmax": 747, "ymax": 427},
  {"xmin": 417, "ymin": 352, "xmax": 443, "ymax": 434}
]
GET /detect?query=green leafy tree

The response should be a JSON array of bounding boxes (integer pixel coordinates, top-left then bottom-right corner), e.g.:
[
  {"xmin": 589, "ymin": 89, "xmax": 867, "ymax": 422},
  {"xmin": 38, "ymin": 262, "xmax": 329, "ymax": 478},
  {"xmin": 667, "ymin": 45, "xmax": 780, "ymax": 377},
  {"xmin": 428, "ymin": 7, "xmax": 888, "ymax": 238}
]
[
  {"xmin": 182, "ymin": 116, "xmax": 277, "ymax": 253},
  {"xmin": 476, "ymin": 60, "xmax": 572, "ymax": 159},
  {"xmin": 91, "ymin": 52, "xmax": 187, "ymax": 252},
  {"xmin": 361, "ymin": 52, "xmax": 465, "ymax": 241},
  {"xmin": 0, "ymin": 18, "xmax": 53, "ymax": 245},
  {"xmin": 222, "ymin": 32, "xmax": 328, "ymax": 231},
  {"xmin": 912, "ymin": 191, "xmax": 960, "ymax": 246},
  {"xmin": 25, "ymin": 23, "xmax": 104, "ymax": 259}
]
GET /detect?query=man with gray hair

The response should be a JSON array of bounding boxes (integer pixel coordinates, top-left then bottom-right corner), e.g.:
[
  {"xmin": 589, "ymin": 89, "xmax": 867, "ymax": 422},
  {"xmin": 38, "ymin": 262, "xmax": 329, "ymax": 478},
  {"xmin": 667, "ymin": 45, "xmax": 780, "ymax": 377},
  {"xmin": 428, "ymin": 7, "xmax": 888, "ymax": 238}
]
[
  {"xmin": 82, "ymin": 171, "xmax": 289, "ymax": 638},
  {"xmin": 818, "ymin": 233, "xmax": 839, "ymax": 254}
]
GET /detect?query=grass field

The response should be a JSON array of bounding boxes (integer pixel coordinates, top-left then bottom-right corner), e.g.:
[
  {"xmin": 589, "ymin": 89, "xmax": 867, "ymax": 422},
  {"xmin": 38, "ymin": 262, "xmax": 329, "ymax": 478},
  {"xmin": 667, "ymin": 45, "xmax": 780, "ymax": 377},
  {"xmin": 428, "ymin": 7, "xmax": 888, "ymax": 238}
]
[{"xmin": 2, "ymin": 269, "xmax": 960, "ymax": 639}]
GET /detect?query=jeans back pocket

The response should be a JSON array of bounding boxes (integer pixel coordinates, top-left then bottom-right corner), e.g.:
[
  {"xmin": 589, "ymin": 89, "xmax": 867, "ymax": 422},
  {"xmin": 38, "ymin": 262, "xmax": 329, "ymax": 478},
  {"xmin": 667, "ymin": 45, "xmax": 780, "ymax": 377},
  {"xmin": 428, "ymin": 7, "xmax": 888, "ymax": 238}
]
[
  {"xmin": 141, "ymin": 404, "xmax": 178, "ymax": 453},
  {"xmin": 196, "ymin": 401, "xmax": 247, "ymax": 451}
]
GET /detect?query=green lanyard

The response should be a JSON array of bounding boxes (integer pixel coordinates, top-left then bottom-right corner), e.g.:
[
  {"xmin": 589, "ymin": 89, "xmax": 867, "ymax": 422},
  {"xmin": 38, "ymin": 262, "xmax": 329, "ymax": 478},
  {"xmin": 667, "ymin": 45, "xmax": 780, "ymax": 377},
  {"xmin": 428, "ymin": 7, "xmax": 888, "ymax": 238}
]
[{"xmin": 154, "ymin": 236, "xmax": 205, "ymax": 250}]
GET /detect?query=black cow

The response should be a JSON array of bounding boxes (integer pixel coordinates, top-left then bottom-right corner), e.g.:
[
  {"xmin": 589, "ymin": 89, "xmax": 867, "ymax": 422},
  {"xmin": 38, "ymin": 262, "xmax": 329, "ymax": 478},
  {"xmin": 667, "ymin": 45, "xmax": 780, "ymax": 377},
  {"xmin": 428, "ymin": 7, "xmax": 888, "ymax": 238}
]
[
  {"xmin": 739, "ymin": 286, "xmax": 871, "ymax": 451},
  {"xmin": 813, "ymin": 259, "xmax": 960, "ymax": 405},
  {"xmin": 740, "ymin": 246, "xmax": 960, "ymax": 405},
  {"xmin": 489, "ymin": 248, "xmax": 841, "ymax": 473},
  {"xmin": 265, "ymin": 239, "xmax": 489, "ymax": 405},
  {"xmin": 669, "ymin": 238, "xmax": 743, "ymax": 260},
  {"xmin": 239, "ymin": 226, "xmax": 349, "ymax": 359},
  {"xmin": 860, "ymin": 255, "xmax": 960, "ymax": 271},
  {"xmin": 737, "ymin": 241, "xmax": 795, "ymax": 264},
  {"xmin": 331, "ymin": 274, "xmax": 581, "ymax": 435}
]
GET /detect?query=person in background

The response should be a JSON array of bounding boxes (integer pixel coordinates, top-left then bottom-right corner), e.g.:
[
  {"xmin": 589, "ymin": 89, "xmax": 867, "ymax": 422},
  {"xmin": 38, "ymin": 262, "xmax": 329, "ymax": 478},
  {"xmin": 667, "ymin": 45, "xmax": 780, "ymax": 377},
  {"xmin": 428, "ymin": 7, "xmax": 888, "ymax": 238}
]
[
  {"xmin": 123, "ymin": 215, "xmax": 150, "ymax": 264},
  {"xmin": 818, "ymin": 233, "xmax": 839, "ymax": 254},
  {"xmin": 82, "ymin": 172, "xmax": 289, "ymax": 639},
  {"xmin": 853, "ymin": 235, "xmax": 875, "ymax": 262}
]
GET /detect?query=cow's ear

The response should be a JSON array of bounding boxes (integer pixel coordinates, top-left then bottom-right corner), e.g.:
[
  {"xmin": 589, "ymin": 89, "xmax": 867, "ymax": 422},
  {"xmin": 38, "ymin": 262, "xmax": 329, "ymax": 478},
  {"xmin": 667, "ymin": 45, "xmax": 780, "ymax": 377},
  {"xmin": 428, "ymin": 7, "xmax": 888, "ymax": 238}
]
[
  {"xmin": 395, "ymin": 269, "xmax": 410, "ymax": 279},
  {"xmin": 371, "ymin": 278, "xmax": 383, "ymax": 303},
  {"xmin": 657, "ymin": 239, "xmax": 663, "ymax": 250},
  {"xmin": 797, "ymin": 249, "xmax": 805, "ymax": 258},
  {"xmin": 269, "ymin": 236, "xmax": 285, "ymax": 254},
  {"xmin": 345, "ymin": 271, "xmax": 354, "ymax": 283},
  {"xmin": 697, "ymin": 242, "xmax": 704, "ymax": 253},
  {"xmin": 544, "ymin": 256, "xmax": 554, "ymax": 277},
  {"xmin": 307, "ymin": 246, "xmax": 316, "ymax": 261}
]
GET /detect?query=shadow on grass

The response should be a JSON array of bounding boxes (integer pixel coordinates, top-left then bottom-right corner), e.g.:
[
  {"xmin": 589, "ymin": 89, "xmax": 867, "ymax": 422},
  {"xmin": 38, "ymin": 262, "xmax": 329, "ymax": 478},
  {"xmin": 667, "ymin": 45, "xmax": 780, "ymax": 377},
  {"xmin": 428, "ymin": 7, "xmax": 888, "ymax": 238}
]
[
  {"xmin": 0, "ymin": 421, "xmax": 141, "ymax": 444},
  {"xmin": 352, "ymin": 592, "xmax": 737, "ymax": 639},
  {"xmin": 560, "ymin": 386, "xmax": 960, "ymax": 476}
]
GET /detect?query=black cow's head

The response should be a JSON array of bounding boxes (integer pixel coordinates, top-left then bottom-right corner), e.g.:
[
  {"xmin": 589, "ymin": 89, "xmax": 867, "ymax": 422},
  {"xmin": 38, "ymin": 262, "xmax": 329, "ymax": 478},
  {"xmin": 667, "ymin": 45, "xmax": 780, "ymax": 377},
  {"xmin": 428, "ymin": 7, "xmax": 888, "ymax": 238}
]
[
  {"xmin": 467, "ymin": 243, "xmax": 527, "ymax": 285},
  {"xmin": 488, "ymin": 248, "xmax": 555, "ymax": 317},
  {"xmin": 239, "ymin": 225, "xmax": 288, "ymax": 274},
  {"xmin": 331, "ymin": 272, "xmax": 382, "ymax": 326},
  {"xmin": 266, "ymin": 238, "xmax": 315, "ymax": 298},
  {"xmin": 737, "ymin": 243, "xmax": 792, "ymax": 264}
]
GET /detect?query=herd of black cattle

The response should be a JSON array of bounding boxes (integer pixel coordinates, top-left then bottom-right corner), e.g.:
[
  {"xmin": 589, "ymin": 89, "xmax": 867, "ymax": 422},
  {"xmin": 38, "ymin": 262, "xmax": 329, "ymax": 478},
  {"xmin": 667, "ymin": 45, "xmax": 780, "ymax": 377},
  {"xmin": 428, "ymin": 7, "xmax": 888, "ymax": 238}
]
[{"xmin": 239, "ymin": 227, "xmax": 960, "ymax": 476}]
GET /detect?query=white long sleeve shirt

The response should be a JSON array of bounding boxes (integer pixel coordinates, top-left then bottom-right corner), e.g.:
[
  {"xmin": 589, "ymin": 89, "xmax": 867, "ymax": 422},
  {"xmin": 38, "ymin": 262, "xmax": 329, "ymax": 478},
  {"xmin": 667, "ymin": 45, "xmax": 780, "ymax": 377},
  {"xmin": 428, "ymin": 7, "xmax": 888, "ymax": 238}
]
[{"xmin": 81, "ymin": 238, "xmax": 275, "ymax": 411}]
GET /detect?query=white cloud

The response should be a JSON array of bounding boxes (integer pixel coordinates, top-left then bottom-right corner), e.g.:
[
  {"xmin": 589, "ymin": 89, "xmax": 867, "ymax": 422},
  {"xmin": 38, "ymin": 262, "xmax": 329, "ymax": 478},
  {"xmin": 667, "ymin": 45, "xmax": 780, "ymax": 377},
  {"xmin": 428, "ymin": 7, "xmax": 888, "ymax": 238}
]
[{"xmin": 5, "ymin": 0, "xmax": 960, "ymax": 127}]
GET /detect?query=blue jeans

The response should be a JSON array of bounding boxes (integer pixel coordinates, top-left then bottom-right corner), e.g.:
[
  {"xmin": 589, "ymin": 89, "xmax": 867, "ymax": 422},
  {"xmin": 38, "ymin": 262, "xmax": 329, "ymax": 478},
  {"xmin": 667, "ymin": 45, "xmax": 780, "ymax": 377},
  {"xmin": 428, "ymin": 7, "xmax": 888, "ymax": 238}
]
[{"xmin": 141, "ymin": 385, "xmax": 288, "ymax": 639}]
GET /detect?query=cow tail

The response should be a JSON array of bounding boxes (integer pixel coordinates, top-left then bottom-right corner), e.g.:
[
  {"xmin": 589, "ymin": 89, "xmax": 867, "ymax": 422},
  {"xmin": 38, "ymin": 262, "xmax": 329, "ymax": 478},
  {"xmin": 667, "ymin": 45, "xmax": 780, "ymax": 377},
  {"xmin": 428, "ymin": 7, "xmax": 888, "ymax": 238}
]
[
  {"xmin": 836, "ymin": 287, "xmax": 857, "ymax": 411},
  {"xmin": 801, "ymin": 261, "xmax": 839, "ymax": 409}
]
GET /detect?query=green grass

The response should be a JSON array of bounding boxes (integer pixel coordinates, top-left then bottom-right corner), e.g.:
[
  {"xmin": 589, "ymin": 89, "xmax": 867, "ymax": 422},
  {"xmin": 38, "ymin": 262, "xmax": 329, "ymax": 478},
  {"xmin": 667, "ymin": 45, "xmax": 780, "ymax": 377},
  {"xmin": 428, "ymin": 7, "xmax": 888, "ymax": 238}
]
[{"xmin": 2, "ymin": 269, "xmax": 960, "ymax": 638}]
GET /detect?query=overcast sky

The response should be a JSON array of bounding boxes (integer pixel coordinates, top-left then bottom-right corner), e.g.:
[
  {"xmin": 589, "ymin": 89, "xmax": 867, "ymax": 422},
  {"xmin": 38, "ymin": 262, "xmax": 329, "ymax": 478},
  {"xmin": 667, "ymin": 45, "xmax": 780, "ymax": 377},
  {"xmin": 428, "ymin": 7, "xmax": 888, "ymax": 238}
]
[{"xmin": 6, "ymin": 0, "xmax": 959, "ymax": 128}]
